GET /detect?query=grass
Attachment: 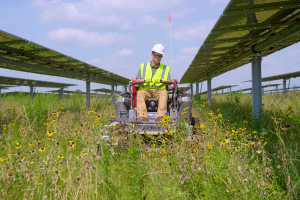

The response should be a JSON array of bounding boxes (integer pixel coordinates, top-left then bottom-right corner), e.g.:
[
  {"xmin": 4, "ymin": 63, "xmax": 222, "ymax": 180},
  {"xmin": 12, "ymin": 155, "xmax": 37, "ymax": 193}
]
[{"xmin": 0, "ymin": 91, "xmax": 300, "ymax": 199}]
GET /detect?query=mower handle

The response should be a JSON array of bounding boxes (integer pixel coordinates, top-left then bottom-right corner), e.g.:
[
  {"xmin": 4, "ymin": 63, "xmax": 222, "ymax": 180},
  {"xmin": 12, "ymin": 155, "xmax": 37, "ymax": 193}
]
[{"xmin": 128, "ymin": 80, "xmax": 178, "ymax": 109}]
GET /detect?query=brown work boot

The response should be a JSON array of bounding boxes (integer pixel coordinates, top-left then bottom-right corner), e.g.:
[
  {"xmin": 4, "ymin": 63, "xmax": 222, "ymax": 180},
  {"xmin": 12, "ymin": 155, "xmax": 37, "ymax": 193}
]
[
  {"xmin": 138, "ymin": 117, "xmax": 149, "ymax": 122},
  {"xmin": 155, "ymin": 116, "xmax": 163, "ymax": 122}
]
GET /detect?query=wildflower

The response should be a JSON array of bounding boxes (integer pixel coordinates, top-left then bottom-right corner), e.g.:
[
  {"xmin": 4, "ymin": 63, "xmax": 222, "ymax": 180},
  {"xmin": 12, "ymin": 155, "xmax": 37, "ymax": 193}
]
[
  {"xmin": 55, "ymin": 142, "xmax": 60, "ymax": 146},
  {"xmin": 252, "ymin": 130, "xmax": 257, "ymax": 134},
  {"xmin": 200, "ymin": 123, "xmax": 205, "ymax": 129},
  {"xmin": 60, "ymin": 107, "xmax": 64, "ymax": 110},
  {"xmin": 69, "ymin": 144, "xmax": 75, "ymax": 150},
  {"xmin": 267, "ymin": 158, "xmax": 272, "ymax": 161},
  {"xmin": 37, "ymin": 182, "xmax": 43, "ymax": 185},
  {"xmin": 181, "ymin": 112, "xmax": 187, "ymax": 115},
  {"xmin": 214, "ymin": 174, "xmax": 220, "ymax": 179},
  {"xmin": 39, "ymin": 147, "xmax": 46, "ymax": 152},
  {"xmin": 96, "ymin": 115, "xmax": 101, "ymax": 120},
  {"xmin": 88, "ymin": 109, "xmax": 94, "ymax": 114},
  {"xmin": 48, "ymin": 137, "xmax": 53, "ymax": 141},
  {"xmin": 47, "ymin": 131, "xmax": 53, "ymax": 136},
  {"xmin": 69, "ymin": 140, "xmax": 75, "ymax": 144},
  {"xmin": 183, "ymin": 107, "xmax": 189, "ymax": 111},
  {"xmin": 16, "ymin": 145, "xmax": 21, "ymax": 149},
  {"xmin": 58, "ymin": 155, "xmax": 64, "ymax": 159},
  {"xmin": 167, "ymin": 130, "xmax": 173, "ymax": 135},
  {"xmin": 51, "ymin": 112, "xmax": 59, "ymax": 116},
  {"xmin": 141, "ymin": 153, "xmax": 146, "ymax": 159},
  {"xmin": 207, "ymin": 143, "xmax": 211, "ymax": 146}
]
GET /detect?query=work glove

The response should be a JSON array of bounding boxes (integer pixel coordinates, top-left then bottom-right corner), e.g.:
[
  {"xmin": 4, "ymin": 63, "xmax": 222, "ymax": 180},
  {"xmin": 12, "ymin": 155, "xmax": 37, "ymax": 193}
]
[
  {"xmin": 145, "ymin": 79, "xmax": 151, "ymax": 85},
  {"xmin": 154, "ymin": 79, "xmax": 161, "ymax": 85}
]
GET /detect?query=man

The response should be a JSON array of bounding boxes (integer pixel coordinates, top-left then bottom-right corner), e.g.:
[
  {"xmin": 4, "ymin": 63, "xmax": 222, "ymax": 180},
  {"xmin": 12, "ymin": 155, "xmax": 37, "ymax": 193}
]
[{"xmin": 136, "ymin": 44, "xmax": 172, "ymax": 122}]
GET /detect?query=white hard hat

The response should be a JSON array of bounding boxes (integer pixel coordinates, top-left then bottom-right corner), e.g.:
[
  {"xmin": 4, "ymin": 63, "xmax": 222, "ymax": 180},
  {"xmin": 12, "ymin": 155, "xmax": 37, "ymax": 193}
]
[{"xmin": 152, "ymin": 44, "xmax": 165, "ymax": 55}]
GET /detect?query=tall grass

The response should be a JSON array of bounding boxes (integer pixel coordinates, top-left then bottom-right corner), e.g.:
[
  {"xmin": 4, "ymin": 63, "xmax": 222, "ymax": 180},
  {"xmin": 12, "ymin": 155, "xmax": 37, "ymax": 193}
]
[{"xmin": 0, "ymin": 92, "xmax": 299, "ymax": 199}]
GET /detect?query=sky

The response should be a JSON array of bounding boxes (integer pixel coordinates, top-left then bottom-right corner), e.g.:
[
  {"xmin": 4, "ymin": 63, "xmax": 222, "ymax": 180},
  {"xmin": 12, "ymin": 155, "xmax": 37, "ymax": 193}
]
[{"xmin": 0, "ymin": 0, "xmax": 300, "ymax": 94}]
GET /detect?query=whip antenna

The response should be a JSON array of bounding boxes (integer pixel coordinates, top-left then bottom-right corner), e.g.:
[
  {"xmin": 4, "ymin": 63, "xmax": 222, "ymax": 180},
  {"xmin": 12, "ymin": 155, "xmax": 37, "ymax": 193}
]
[{"xmin": 169, "ymin": 9, "xmax": 174, "ymax": 80}]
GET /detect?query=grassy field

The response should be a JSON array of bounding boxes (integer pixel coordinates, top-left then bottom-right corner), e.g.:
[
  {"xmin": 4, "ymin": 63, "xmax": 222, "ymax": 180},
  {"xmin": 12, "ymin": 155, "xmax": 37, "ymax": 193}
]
[{"xmin": 0, "ymin": 91, "xmax": 300, "ymax": 199}]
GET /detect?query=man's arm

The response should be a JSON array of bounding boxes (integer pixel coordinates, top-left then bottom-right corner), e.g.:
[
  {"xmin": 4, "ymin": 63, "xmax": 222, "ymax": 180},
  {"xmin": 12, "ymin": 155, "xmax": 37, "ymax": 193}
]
[{"xmin": 135, "ymin": 68, "xmax": 143, "ymax": 82}]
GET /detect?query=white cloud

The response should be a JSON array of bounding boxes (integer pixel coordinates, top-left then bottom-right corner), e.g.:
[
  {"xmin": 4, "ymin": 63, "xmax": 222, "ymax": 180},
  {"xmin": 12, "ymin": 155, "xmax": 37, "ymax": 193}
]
[
  {"xmin": 172, "ymin": 8, "xmax": 195, "ymax": 18},
  {"xmin": 88, "ymin": 51, "xmax": 137, "ymax": 79},
  {"xmin": 136, "ymin": 14, "xmax": 169, "ymax": 28},
  {"xmin": 179, "ymin": 47, "xmax": 198, "ymax": 55},
  {"xmin": 33, "ymin": 0, "xmax": 184, "ymax": 30},
  {"xmin": 118, "ymin": 49, "xmax": 133, "ymax": 57},
  {"xmin": 171, "ymin": 20, "xmax": 216, "ymax": 41},
  {"xmin": 209, "ymin": 0, "xmax": 230, "ymax": 6},
  {"xmin": 47, "ymin": 28, "xmax": 135, "ymax": 47}
]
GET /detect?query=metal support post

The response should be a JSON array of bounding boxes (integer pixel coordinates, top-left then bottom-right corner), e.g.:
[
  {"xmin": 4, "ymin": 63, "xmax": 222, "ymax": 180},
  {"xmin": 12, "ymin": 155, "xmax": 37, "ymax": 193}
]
[
  {"xmin": 111, "ymin": 84, "xmax": 115, "ymax": 104},
  {"xmin": 196, "ymin": 82, "xmax": 199, "ymax": 100},
  {"xmin": 60, "ymin": 87, "xmax": 64, "ymax": 99},
  {"xmin": 190, "ymin": 83, "xmax": 194, "ymax": 99},
  {"xmin": 124, "ymin": 85, "xmax": 127, "ymax": 92},
  {"xmin": 207, "ymin": 78, "xmax": 212, "ymax": 103},
  {"xmin": 283, "ymin": 79, "xmax": 287, "ymax": 98},
  {"xmin": 86, "ymin": 80, "xmax": 91, "ymax": 107},
  {"xmin": 0, "ymin": 88, "xmax": 2, "ymax": 98},
  {"xmin": 230, "ymin": 87, "xmax": 232, "ymax": 92},
  {"xmin": 222, "ymin": 89, "xmax": 224, "ymax": 94},
  {"xmin": 95, "ymin": 91, "xmax": 98, "ymax": 98},
  {"xmin": 276, "ymin": 85, "xmax": 279, "ymax": 94},
  {"xmin": 251, "ymin": 55, "xmax": 262, "ymax": 119},
  {"xmin": 30, "ymin": 85, "xmax": 34, "ymax": 99}
]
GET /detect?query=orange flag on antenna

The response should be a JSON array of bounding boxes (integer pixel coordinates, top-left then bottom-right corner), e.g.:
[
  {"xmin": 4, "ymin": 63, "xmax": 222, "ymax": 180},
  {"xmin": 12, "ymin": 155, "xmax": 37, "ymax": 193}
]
[{"xmin": 169, "ymin": 9, "xmax": 171, "ymax": 22}]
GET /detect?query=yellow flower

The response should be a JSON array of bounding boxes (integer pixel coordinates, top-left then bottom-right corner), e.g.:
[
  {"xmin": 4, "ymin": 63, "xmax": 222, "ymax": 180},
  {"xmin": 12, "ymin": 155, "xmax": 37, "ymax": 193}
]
[
  {"xmin": 167, "ymin": 130, "xmax": 173, "ymax": 135},
  {"xmin": 207, "ymin": 143, "xmax": 211, "ymax": 146},
  {"xmin": 60, "ymin": 107, "xmax": 64, "ymax": 110},
  {"xmin": 36, "ymin": 182, "xmax": 43, "ymax": 185},
  {"xmin": 69, "ymin": 140, "xmax": 75, "ymax": 144},
  {"xmin": 69, "ymin": 144, "xmax": 75, "ymax": 150},
  {"xmin": 183, "ymin": 107, "xmax": 189, "ymax": 111},
  {"xmin": 48, "ymin": 137, "xmax": 53, "ymax": 141},
  {"xmin": 39, "ymin": 147, "xmax": 46, "ymax": 152},
  {"xmin": 268, "ymin": 158, "xmax": 272, "ymax": 161},
  {"xmin": 16, "ymin": 145, "xmax": 21, "ymax": 149},
  {"xmin": 214, "ymin": 175, "xmax": 220, "ymax": 179},
  {"xmin": 88, "ymin": 109, "xmax": 94, "ymax": 114},
  {"xmin": 58, "ymin": 155, "xmax": 64, "ymax": 159},
  {"xmin": 29, "ymin": 142, "xmax": 33, "ymax": 146},
  {"xmin": 181, "ymin": 112, "xmax": 187, "ymax": 115},
  {"xmin": 200, "ymin": 123, "xmax": 205, "ymax": 129}
]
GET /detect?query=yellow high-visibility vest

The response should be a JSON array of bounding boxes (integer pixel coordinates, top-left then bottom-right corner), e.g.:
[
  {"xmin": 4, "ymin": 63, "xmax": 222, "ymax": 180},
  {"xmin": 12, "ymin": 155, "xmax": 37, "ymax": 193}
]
[{"xmin": 138, "ymin": 62, "xmax": 171, "ymax": 91}]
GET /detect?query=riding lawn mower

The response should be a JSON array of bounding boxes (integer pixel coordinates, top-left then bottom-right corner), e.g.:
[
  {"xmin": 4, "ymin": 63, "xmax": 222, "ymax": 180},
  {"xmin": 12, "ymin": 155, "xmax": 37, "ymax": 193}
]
[{"xmin": 102, "ymin": 79, "xmax": 200, "ymax": 139}]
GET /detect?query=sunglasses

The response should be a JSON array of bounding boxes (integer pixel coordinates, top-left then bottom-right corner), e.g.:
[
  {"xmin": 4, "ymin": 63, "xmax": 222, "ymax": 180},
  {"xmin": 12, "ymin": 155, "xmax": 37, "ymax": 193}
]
[{"xmin": 153, "ymin": 53, "xmax": 163, "ymax": 59}]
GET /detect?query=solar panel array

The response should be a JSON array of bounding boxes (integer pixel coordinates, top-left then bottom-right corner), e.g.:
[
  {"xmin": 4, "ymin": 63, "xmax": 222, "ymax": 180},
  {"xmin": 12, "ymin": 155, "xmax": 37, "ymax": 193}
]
[
  {"xmin": 0, "ymin": 30, "xmax": 130, "ymax": 86},
  {"xmin": 181, "ymin": 0, "xmax": 300, "ymax": 84}
]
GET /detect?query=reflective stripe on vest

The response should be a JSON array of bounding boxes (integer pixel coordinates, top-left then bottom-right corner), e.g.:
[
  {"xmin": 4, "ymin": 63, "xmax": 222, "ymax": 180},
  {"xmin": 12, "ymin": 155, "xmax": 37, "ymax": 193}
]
[{"xmin": 139, "ymin": 62, "xmax": 170, "ymax": 91}]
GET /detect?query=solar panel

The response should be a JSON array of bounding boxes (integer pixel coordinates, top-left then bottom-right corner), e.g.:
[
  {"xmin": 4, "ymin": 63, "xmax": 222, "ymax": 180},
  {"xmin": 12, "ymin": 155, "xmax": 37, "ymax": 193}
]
[
  {"xmin": 0, "ymin": 30, "xmax": 130, "ymax": 85},
  {"xmin": 0, "ymin": 76, "xmax": 76, "ymax": 88},
  {"xmin": 181, "ymin": 0, "xmax": 300, "ymax": 84}
]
